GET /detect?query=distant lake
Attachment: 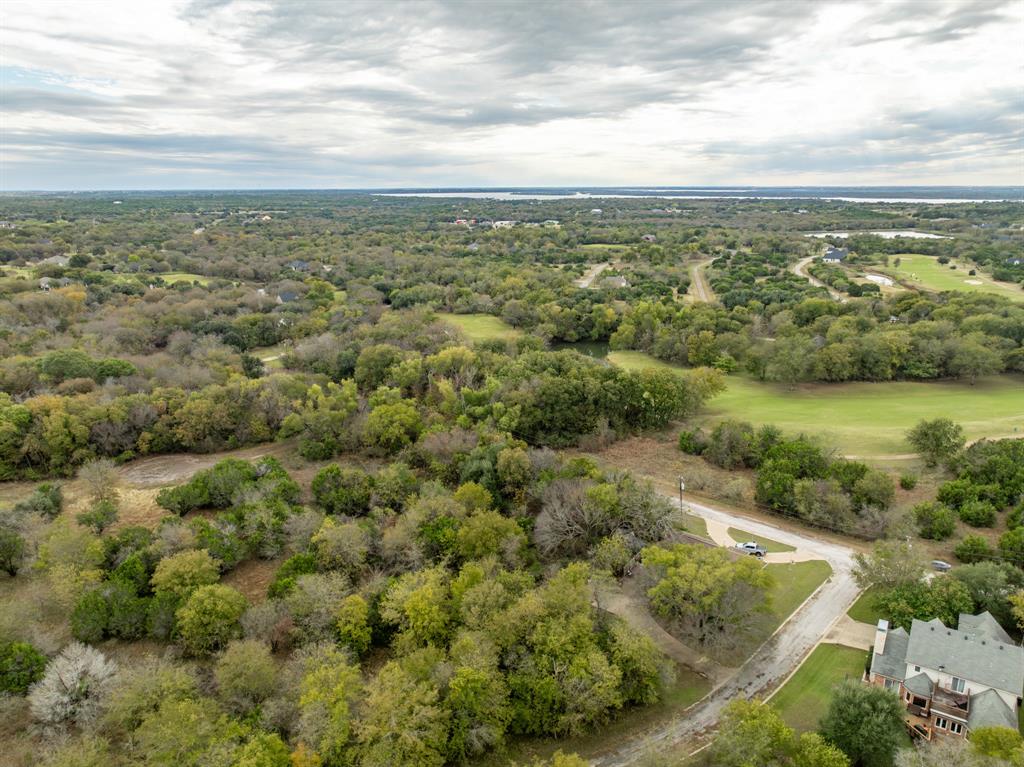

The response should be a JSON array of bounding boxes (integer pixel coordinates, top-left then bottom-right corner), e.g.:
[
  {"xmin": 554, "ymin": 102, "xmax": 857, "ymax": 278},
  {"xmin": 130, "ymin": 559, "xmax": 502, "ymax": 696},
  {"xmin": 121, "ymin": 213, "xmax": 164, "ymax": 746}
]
[
  {"xmin": 374, "ymin": 187, "xmax": 1022, "ymax": 205},
  {"xmin": 804, "ymin": 230, "xmax": 952, "ymax": 239},
  {"xmin": 551, "ymin": 340, "xmax": 609, "ymax": 359}
]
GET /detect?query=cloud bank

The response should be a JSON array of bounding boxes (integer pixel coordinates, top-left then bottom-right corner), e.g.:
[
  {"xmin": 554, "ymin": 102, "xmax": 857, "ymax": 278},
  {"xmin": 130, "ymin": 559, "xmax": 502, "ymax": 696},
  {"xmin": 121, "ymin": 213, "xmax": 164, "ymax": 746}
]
[{"xmin": 1, "ymin": 0, "xmax": 1022, "ymax": 189}]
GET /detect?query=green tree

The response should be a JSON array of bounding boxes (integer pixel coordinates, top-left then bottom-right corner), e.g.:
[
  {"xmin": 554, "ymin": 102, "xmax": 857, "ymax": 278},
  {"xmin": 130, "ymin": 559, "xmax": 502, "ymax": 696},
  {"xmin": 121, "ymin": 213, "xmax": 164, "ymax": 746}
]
[
  {"xmin": 641, "ymin": 544, "xmax": 774, "ymax": 659},
  {"xmin": 0, "ymin": 527, "xmax": 26, "ymax": 576},
  {"xmin": 364, "ymin": 400, "xmax": 423, "ymax": 454},
  {"xmin": 819, "ymin": 682, "xmax": 907, "ymax": 767},
  {"xmin": 0, "ymin": 640, "xmax": 47, "ymax": 694},
  {"xmin": 852, "ymin": 540, "xmax": 926, "ymax": 590},
  {"xmin": 906, "ymin": 418, "xmax": 966, "ymax": 467},
  {"xmin": 76, "ymin": 499, "xmax": 119, "ymax": 534},
  {"xmin": 336, "ymin": 593, "xmax": 372, "ymax": 656},
  {"xmin": 356, "ymin": 661, "xmax": 450, "ymax": 767},
  {"xmin": 176, "ymin": 584, "xmax": 248, "ymax": 656},
  {"xmin": 954, "ymin": 534, "xmax": 995, "ymax": 563},
  {"xmin": 151, "ymin": 548, "xmax": 220, "ymax": 601},
  {"xmin": 215, "ymin": 639, "xmax": 277, "ymax": 713}
]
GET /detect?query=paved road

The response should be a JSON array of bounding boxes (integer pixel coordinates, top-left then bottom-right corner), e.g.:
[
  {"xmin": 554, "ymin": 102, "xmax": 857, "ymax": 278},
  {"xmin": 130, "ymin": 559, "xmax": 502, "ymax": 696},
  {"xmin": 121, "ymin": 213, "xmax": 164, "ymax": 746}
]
[
  {"xmin": 593, "ymin": 497, "xmax": 861, "ymax": 766},
  {"xmin": 792, "ymin": 255, "xmax": 847, "ymax": 302},
  {"xmin": 687, "ymin": 259, "xmax": 715, "ymax": 303}
]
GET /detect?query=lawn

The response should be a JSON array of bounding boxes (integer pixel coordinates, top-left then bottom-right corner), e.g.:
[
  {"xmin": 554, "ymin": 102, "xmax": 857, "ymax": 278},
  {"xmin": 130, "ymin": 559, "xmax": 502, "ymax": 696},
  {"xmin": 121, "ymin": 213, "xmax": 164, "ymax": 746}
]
[
  {"xmin": 847, "ymin": 586, "xmax": 885, "ymax": 625},
  {"xmin": 680, "ymin": 513, "xmax": 709, "ymax": 538},
  {"xmin": 766, "ymin": 560, "xmax": 833, "ymax": 632},
  {"xmin": 880, "ymin": 254, "xmax": 1023, "ymax": 302},
  {"xmin": 437, "ymin": 312, "xmax": 521, "ymax": 342},
  {"xmin": 727, "ymin": 527, "xmax": 795, "ymax": 553},
  {"xmin": 770, "ymin": 643, "xmax": 868, "ymax": 732},
  {"xmin": 606, "ymin": 351, "xmax": 1024, "ymax": 457}
]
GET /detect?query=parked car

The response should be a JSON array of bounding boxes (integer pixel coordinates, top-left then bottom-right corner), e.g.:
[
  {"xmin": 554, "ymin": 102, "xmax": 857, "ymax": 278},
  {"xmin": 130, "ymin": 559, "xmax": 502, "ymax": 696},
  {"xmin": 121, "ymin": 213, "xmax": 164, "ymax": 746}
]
[
  {"xmin": 931, "ymin": 560, "xmax": 952, "ymax": 572},
  {"xmin": 735, "ymin": 541, "xmax": 768, "ymax": 558}
]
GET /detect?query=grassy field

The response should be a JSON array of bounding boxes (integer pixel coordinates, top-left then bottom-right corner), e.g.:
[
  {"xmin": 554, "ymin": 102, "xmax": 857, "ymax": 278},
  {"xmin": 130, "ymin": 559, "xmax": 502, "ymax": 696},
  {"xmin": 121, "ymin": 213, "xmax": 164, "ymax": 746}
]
[
  {"xmin": 437, "ymin": 312, "xmax": 521, "ymax": 342},
  {"xmin": 680, "ymin": 513, "xmax": 709, "ymax": 538},
  {"xmin": 847, "ymin": 586, "xmax": 885, "ymax": 625},
  {"xmin": 607, "ymin": 351, "xmax": 1024, "ymax": 457},
  {"xmin": 159, "ymin": 271, "xmax": 211, "ymax": 285},
  {"xmin": 766, "ymin": 561, "xmax": 833, "ymax": 632},
  {"xmin": 727, "ymin": 527, "xmax": 795, "ymax": 553},
  {"xmin": 771, "ymin": 643, "xmax": 868, "ymax": 732},
  {"xmin": 880, "ymin": 254, "xmax": 1023, "ymax": 302}
]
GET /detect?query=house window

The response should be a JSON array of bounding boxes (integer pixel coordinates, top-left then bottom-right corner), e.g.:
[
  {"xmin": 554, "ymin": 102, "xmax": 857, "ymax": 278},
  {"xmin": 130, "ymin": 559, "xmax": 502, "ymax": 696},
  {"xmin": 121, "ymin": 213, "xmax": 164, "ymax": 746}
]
[
  {"xmin": 950, "ymin": 677, "xmax": 965, "ymax": 693},
  {"xmin": 914, "ymin": 666, "xmax": 921, "ymax": 672},
  {"xmin": 950, "ymin": 722, "xmax": 963, "ymax": 735},
  {"xmin": 912, "ymin": 696, "xmax": 928, "ymax": 708},
  {"xmin": 883, "ymin": 678, "xmax": 897, "ymax": 690},
  {"xmin": 935, "ymin": 716, "xmax": 948, "ymax": 730}
]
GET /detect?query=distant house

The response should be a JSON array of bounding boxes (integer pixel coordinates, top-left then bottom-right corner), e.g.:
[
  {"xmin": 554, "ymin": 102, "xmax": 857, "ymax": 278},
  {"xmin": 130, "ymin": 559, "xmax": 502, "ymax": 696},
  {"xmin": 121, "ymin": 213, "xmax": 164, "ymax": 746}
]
[
  {"xmin": 602, "ymin": 275, "xmax": 630, "ymax": 289},
  {"xmin": 0, "ymin": 220, "xmax": 15, "ymax": 229},
  {"xmin": 590, "ymin": 209, "xmax": 603, "ymax": 215},
  {"xmin": 641, "ymin": 234, "xmax": 657, "ymax": 243},
  {"xmin": 276, "ymin": 291, "xmax": 299, "ymax": 304},
  {"xmin": 492, "ymin": 220, "xmax": 516, "ymax": 229},
  {"xmin": 1006, "ymin": 257, "xmax": 1023, "ymax": 266},
  {"xmin": 822, "ymin": 246, "xmax": 848, "ymax": 264},
  {"xmin": 39, "ymin": 277, "xmax": 52, "ymax": 291},
  {"xmin": 285, "ymin": 260, "xmax": 310, "ymax": 272},
  {"xmin": 868, "ymin": 612, "xmax": 1023, "ymax": 740},
  {"xmin": 453, "ymin": 219, "xmax": 469, "ymax": 226},
  {"xmin": 543, "ymin": 219, "xmax": 560, "ymax": 227},
  {"xmin": 467, "ymin": 242, "xmax": 480, "ymax": 252}
]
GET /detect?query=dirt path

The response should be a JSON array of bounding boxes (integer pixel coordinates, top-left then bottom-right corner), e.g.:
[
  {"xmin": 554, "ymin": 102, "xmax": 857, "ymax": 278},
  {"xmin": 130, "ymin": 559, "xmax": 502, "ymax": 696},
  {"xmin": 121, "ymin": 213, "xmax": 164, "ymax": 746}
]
[
  {"xmin": 575, "ymin": 262, "xmax": 611, "ymax": 288},
  {"xmin": 593, "ymin": 496, "xmax": 860, "ymax": 766},
  {"xmin": 118, "ymin": 442, "xmax": 296, "ymax": 488},
  {"xmin": 687, "ymin": 259, "xmax": 715, "ymax": 303},
  {"xmin": 792, "ymin": 255, "xmax": 847, "ymax": 303}
]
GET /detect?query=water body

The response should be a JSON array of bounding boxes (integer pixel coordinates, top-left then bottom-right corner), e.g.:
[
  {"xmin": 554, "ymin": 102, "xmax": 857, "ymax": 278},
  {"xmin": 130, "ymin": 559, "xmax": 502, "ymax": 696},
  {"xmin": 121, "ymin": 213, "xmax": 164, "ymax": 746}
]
[
  {"xmin": 804, "ymin": 230, "xmax": 952, "ymax": 239},
  {"xmin": 374, "ymin": 186, "xmax": 1022, "ymax": 204}
]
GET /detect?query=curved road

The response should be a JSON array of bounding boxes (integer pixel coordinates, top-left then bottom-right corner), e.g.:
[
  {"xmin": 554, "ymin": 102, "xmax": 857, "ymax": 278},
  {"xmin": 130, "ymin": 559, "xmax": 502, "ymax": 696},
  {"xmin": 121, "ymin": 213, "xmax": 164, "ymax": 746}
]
[
  {"xmin": 593, "ymin": 497, "xmax": 861, "ymax": 766},
  {"xmin": 792, "ymin": 255, "xmax": 847, "ymax": 303}
]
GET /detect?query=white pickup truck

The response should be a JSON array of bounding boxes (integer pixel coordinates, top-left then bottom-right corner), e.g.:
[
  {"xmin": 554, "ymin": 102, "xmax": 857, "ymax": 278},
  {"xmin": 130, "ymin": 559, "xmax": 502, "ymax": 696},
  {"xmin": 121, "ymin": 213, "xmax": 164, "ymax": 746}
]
[{"xmin": 734, "ymin": 541, "xmax": 768, "ymax": 558}]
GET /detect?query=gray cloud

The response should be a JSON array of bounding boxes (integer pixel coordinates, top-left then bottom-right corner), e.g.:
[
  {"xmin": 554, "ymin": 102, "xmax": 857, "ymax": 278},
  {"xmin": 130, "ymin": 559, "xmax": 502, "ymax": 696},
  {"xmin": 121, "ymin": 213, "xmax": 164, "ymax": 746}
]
[{"xmin": 1, "ymin": 0, "xmax": 1021, "ymax": 188}]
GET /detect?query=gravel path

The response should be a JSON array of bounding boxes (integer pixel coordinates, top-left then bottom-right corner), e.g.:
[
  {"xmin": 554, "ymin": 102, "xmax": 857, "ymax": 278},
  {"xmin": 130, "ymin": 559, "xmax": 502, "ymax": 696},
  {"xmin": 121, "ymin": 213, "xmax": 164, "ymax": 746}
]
[
  {"xmin": 592, "ymin": 496, "xmax": 860, "ymax": 766},
  {"xmin": 575, "ymin": 262, "xmax": 611, "ymax": 288},
  {"xmin": 688, "ymin": 259, "xmax": 715, "ymax": 303},
  {"xmin": 792, "ymin": 255, "xmax": 847, "ymax": 302}
]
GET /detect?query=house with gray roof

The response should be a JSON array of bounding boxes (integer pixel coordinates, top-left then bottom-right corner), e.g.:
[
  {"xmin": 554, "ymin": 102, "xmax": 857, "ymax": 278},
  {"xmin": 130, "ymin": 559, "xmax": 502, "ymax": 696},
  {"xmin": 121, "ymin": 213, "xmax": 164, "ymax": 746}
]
[
  {"xmin": 868, "ymin": 612, "xmax": 1023, "ymax": 740},
  {"xmin": 821, "ymin": 246, "xmax": 848, "ymax": 263}
]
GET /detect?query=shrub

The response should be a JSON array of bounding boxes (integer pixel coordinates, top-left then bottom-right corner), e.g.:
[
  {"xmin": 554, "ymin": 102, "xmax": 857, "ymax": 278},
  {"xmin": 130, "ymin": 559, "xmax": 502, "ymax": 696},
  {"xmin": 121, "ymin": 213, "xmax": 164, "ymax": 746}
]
[
  {"xmin": 268, "ymin": 552, "xmax": 318, "ymax": 599},
  {"xmin": 677, "ymin": 429, "xmax": 704, "ymax": 455},
  {"xmin": 936, "ymin": 478, "xmax": 978, "ymax": 509},
  {"xmin": 71, "ymin": 589, "xmax": 111, "ymax": 643},
  {"xmin": 899, "ymin": 473, "xmax": 918, "ymax": 490},
  {"xmin": 214, "ymin": 639, "xmax": 276, "ymax": 713},
  {"xmin": 13, "ymin": 483, "xmax": 63, "ymax": 519},
  {"xmin": 28, "ymin": 642, "xmax": 117, "ymax": 728},
  {"xmin": 0, "ymin": 640, "xmax": 47, "ymax": 694},
  {"xmin": 954, "ymin": 535, "xmax": 995, "ymax": 564},
  {"xmin": 959, "ymin": 499, "xmax": 997, "ymax": 528},
  {"xmin": 176, "ymin": 584, "xmax": 248, "ymax": 657},
  {"xmin": 311, "ymin": 465, "xmax": 373, "ymax": 516},
  {"xmin": 0, "ymin": 527, "xmax": 26, "ymax": 576},
  {"xmin": 156, "ymin": 481, "xmax": 209, "ymax": 515},
  {"xmin": 913, "ymin": 502, "xmax": 957, "ymax": 541},
  {"xmin": 906, "ymin": 418, "xmax": 965, "ymax": 467},
  {"xmin": 76, "ymin": 499, "xmax": 119, "ymax": 534}
]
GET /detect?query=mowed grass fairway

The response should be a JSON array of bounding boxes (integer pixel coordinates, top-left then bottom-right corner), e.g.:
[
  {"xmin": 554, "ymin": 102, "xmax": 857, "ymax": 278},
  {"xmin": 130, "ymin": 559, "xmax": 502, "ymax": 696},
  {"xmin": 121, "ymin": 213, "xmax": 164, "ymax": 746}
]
[
  {"xmin": 159, "ymin": 271, "xmax": 211, "ymax": 285},
  {"xmin": 606, "ymin": 351, "xmax": 1024, "ymax": 457},
  {"xmin": 771, "ymin": 643, "xmax": 867, "ymax": 732},
  {"xmin": 881, "ymin": 254, "xmax": 1023, "ymax": 302},
  {"xmin": 437, "ymin": 312, "xmax": 521, "ymax": 342}
]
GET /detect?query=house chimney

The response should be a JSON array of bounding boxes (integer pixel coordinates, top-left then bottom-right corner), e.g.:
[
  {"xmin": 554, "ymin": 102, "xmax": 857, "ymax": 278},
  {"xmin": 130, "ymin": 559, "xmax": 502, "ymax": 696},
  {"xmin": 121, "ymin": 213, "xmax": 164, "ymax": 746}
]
[{"xmin": 874, "ymin": 619, "xmax": 889, "ymax": 657}]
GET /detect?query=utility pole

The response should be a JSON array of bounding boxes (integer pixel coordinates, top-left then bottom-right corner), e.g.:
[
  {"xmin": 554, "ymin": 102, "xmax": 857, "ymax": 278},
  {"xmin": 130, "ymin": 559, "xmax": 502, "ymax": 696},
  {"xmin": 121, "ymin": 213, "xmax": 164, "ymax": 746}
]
[{"xmin": 678, "ymin": 476, "xmax": 685, "ymax": 515}]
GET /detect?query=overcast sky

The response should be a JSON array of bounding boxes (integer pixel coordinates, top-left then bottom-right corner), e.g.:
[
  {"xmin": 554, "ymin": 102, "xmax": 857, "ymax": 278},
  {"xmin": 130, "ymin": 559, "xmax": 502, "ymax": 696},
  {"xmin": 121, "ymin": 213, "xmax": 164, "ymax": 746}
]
[{"xmin": 2, "ymin": 0, "xmax": 1022, "ymax": 189}]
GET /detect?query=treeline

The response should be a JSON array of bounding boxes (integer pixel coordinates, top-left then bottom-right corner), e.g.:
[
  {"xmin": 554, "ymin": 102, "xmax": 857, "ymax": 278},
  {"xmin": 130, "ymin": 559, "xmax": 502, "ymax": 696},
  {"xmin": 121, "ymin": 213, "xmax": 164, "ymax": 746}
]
[
  {"xmin": 0, "ymin": 312, "xmax": 722, "ymax": 479},
  {"xmin": 611, "ymin": 290, "xmax": 1024, "ymax": 382}
]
